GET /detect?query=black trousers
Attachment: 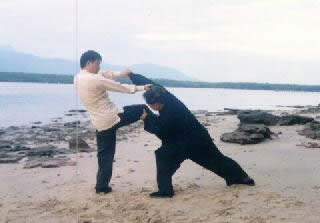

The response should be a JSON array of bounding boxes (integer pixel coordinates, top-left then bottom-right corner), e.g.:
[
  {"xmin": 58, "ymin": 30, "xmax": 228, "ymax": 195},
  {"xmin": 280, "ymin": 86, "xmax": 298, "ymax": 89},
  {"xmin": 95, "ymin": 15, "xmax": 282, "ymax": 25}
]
[
  {"xmin": 155, "ymin": 134, "xmax": 249, "ymax": 193},
  {"xmin": 95, "ymin": 104, "xmax": 148, "ymax": 190}
]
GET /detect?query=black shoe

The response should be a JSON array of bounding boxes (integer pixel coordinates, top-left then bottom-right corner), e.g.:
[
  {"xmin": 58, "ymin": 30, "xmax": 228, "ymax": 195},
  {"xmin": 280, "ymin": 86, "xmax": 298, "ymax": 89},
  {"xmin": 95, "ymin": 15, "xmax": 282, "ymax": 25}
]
[
  {"xmin": 226, "ymin": 177, "xmax": 255, "ymax": 186},
  {"xmin": 96, "ymin": 186, "xmax": 112, "ymax": 194},
  {"xmin": 149, "ymin": 191, "xmax": 174, "ymax": 198}
]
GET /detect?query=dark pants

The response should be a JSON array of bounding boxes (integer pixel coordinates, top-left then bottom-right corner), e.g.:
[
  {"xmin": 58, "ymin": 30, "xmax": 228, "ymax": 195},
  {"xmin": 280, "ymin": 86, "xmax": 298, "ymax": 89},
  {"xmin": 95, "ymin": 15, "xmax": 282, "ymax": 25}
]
[
  {"xmin": 95, "ymin": 104, "xmax": 148, "ymax": 190},
  {"xmin": 155, "ymin": 134, "xmax": 249, "ymax": 193}
]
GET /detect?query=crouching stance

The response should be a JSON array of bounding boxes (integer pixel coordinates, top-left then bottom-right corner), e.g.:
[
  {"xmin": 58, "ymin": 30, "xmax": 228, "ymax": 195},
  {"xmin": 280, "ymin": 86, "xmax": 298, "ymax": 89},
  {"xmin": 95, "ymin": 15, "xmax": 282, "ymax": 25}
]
[{"xmin": 130, "ymin": 73, "xmax": 255, "ymax": 198}]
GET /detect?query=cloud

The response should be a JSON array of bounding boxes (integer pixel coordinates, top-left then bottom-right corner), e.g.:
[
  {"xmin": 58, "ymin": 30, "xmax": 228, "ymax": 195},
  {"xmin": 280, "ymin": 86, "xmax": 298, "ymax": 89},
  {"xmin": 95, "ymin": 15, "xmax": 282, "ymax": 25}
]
[{"xmin": 134, "ymin": 0, "xmax": 320, "ymax": 61}]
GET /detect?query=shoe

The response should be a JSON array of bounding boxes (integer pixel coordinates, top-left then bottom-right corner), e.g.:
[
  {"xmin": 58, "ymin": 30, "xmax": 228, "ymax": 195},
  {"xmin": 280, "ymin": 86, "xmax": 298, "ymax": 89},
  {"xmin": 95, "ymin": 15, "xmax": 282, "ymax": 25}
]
[
  {"xmin": 96, "ymin": 186, "xmax": 112, "ymax": 194},
  {"xmin": 149, "ymin": 191, "xmax": 174, "ymax": 198},
  {"xmin": 226, "ymin": 177, "xmax": 255, "ymax": 186}
]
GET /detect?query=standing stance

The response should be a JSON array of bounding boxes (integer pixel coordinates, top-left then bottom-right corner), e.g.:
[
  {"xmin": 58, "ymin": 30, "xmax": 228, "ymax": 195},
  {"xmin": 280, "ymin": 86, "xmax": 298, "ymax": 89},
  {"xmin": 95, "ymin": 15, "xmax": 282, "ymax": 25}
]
[
  {"xmin": 74, "ymin": 50, "xmax": 150, "ymax": 194},
  {"xmin": 130, "ymin": 73, "xmax": 255, "ymax": 198}
]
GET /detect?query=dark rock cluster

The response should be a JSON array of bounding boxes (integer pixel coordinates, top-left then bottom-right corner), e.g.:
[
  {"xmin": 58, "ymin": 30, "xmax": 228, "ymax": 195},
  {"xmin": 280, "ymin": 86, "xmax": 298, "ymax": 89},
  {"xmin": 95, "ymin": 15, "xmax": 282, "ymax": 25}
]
[
  {"xmin": 221, "ymin": 110, "xmax": 314, "ymax": 145},
  {"xmin": 238, "ymin": 111, "xmax": 313, "ymax": 126},
  {"xmin": 0, "ymin": 112, "xmax": 143, "ymax": 168}
]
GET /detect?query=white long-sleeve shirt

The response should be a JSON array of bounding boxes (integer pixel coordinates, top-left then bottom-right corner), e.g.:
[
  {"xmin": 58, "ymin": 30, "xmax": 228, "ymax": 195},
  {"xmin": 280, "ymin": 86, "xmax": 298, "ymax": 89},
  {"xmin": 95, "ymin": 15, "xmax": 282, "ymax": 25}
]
[{"xmin": 74, "ymin": 70, "xmax": 144, "ymax": 131}]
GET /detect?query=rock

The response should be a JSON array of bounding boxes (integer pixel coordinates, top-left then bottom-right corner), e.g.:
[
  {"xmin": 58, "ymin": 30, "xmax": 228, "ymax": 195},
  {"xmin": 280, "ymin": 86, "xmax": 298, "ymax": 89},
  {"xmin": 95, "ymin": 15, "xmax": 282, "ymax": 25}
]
[
  {"xmin": 298, "ymin": 121, "xmax": 320, "ymax": 139},
  {"xmin": 221, "ymin": 124, "xmax": 271, "ymax": 145},
  {"xmin": 192, "ymin": 110, "xmax": 209, "ymax": 115},
  {"xmin": 68, "ymin": 137, "xmax": 91, "ymax": 152},
  {"xmin": 223, "ymin": 108, "xmax": 241, "ymax": 115},
  {"xmin": 11, "ymin": 145, "xmax": 31, "ymax": 152},
  {"xmin": 0, "ymin": 144, "xmax": 11, "ymax": 150},
  {"xmin": 278, "ymin": 115, "xmax": 313, "ymax": 126},
  {"xmin": 238, "ymin": 124, "xmax": 271, "ymax": 138},
  {"xmin": 238, "ymin": 111, "xmax": 313, "ymax": 126},
  {"xmin": 64, "ymin": 121, "xmax": 80, "ymax": 128},
  {"xmin": 0, "ymin": 156, "xmax": 24, "ymax": 163},
  {"xmin": 296, "ymin": 142, "xmax": 320, "ymax": 148},
  {"xmin": 41, "ymin": 160, "xmax": 60, "ymax": 168},
  {"xmin": 0, "ymin": 152, "xmax": 8, "ymax": 158},
  {"xmin": 299, "ymin": 105, "xmax": 320, "ymax": 114},
  {"xmin": 24, "ymin": 160, "xmax": 43, "ymax": 169},
  {"xmin": 7, "ymin": 126, "xmax": 19, "ymax": 131},
  {"xmin": 221, "ymin": 131, "xmax": 265, "ymax": 145},
  {"xmin": 68, "ymin": 109, "xmax": 87, "ymax": 113},
  {"xmin": 27, "ymin": 145, "xmax": 58, "ymax": 157},
  {"xmin": 238, "ymin": 111, "xmax": 279, "ymax": 126},
  {"xmin": 24, "ymin": 157, "xmax": 76, "ymax": 169},
  {"xmin": 43, "ymin": 128, "xmax": 60, "ymax": 132}
]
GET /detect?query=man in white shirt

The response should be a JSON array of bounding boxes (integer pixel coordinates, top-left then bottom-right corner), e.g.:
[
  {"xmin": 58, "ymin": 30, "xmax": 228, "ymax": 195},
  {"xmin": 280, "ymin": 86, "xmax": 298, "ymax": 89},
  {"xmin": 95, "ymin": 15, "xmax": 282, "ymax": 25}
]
[{"xmin": 74, "ymin": 50, "xmax": 151, "ymax": 194}]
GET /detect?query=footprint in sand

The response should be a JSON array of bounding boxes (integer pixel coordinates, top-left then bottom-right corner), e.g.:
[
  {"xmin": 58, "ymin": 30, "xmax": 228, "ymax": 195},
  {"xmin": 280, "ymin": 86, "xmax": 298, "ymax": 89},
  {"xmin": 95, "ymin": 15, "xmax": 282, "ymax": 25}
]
[
  {"xmin": 312, "ymin": 185, "xmax": 320, "ymax": 190},
  {"xmin": 128, "ymin": 169, "xmax": 135, "ymax": 173},
  {"xmin": 78, "ymin": 219, "xmax": 93, "ymax": 223}
]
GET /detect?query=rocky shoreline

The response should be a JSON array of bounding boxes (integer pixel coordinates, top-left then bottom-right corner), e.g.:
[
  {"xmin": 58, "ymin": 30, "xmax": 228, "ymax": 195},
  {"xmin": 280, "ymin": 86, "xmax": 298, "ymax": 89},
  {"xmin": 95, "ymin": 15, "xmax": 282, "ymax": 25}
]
[{"xmin": 1, "ymin": 105, "xmax": 320, "ymax": 167}]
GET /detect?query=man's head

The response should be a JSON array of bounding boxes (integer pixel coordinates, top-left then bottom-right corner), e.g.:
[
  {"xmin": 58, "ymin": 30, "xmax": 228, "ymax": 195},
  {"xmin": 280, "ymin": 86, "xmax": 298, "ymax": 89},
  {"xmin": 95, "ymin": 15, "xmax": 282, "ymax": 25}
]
[
  {"xmin": 80, "ymin": 50, "xmax": 102, "ymax": 74},
  {"xmin": 143, "ymin": 86, "xmax": 167, "ymax": 111}
]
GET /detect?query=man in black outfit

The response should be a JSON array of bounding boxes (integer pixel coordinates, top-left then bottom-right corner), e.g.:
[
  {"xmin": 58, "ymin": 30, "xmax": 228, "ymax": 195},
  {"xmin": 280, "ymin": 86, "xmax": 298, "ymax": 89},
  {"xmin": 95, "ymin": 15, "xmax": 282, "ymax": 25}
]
[{"xmin": 129, "ymin": 73, "xmax": 255, "ymax": 198}]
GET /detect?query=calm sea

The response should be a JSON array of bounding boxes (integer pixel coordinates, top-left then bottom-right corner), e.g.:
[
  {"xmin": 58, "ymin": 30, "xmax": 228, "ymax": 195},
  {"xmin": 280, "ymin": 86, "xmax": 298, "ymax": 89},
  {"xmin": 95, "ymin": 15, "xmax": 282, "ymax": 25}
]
[{"xmin": 0, "ymin": 82, "xmax": 319, "ymax": 127}]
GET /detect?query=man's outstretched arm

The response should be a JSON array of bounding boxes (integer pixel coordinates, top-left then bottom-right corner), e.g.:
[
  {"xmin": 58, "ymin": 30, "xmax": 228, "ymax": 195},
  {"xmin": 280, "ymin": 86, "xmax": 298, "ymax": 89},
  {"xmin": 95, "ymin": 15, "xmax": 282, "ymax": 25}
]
[
  {"xmin": 131, "ymin": 73, "xmax": 188, "ymax": 110},
  {"xmin": 129, "ymin": 73, "xmax": 161, "ymax": 87}
]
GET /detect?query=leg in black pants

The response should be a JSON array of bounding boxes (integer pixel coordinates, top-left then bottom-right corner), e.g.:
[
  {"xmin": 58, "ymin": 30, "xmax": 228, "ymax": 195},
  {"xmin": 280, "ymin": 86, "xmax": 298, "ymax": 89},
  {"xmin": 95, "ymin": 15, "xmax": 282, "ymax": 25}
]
[
  {"xmin": 151, "ymin": 144, "xmax": 187, "ymax": 198},
  {"xmin": 96, "ymin": 104, "xmax": 150, "ymax": 192},
  {"xmin": 96, "ymin": 128, "xmax": 116, "ymax": 192},
  {"xmin": 188, "ymin": 141, "xmax": 254, "ymax": 186}
]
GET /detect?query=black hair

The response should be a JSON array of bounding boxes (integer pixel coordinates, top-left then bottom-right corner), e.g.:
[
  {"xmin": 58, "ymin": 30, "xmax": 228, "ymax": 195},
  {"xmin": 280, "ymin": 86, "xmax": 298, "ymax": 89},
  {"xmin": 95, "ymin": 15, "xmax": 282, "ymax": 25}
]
[
  {"xmin": 143, "ymin": 85, "xmax": 167, "ymax": 105},
  {"xmin": 80, "ymin": 50, "xmax": 102, "ymax": 69}
]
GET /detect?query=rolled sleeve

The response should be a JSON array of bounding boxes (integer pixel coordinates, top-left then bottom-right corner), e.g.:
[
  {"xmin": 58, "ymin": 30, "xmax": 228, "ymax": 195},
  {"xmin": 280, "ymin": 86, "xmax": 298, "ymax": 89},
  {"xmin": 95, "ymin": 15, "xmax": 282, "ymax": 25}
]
[{"xmin": 100, "ymin": 71, "xmax": 121, "ymax": 80}]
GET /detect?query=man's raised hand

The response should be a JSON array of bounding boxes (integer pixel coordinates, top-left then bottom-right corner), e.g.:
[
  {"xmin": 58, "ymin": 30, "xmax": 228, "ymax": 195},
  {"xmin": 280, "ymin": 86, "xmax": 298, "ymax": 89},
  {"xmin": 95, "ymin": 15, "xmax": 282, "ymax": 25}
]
[{"xmin": 140, "ymin": 109, "xmax": 148, "ymax": 121}]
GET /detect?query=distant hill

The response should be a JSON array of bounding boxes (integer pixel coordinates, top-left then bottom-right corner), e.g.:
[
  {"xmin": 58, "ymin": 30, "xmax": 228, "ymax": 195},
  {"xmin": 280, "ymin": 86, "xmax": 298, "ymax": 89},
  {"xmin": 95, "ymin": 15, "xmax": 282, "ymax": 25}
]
[
  {"xmin": 129, "ymin": 63, "xmax": 196, "ymax": 81},
  {"xmin": 0, "ymin": 46, "xmax": 194, "ymax": 81}
]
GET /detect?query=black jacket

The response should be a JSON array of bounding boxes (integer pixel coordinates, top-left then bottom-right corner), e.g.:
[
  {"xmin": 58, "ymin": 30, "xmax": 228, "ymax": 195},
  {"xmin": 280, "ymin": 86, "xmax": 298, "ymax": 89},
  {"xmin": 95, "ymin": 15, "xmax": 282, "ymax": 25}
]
[{"xmin": 130, "ymin": 73, "xmax": 210, "ymax": 144}]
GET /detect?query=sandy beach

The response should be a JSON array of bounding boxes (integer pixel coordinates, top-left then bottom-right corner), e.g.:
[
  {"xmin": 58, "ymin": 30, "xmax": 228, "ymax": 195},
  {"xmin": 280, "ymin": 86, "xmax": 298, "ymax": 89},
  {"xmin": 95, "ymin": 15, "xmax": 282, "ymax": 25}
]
[{"xmin": 1, "ymin": 111, "xmax": 320, "ymax": 223}]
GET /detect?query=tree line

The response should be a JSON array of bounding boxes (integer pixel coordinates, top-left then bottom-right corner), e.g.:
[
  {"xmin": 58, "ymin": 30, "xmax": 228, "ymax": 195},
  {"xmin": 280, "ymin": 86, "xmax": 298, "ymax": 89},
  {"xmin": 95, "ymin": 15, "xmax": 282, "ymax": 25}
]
[{"xmin": 1, "ymin": 72, "xmax": 320, "ymax": 92}]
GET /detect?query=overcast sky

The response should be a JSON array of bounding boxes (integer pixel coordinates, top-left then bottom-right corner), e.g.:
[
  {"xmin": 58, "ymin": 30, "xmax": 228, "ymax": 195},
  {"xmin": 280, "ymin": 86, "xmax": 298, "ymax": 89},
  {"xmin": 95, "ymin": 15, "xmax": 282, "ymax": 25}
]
[{"xmin": 0, "ymin": 0, "xmax": 319, "ymax": 84}]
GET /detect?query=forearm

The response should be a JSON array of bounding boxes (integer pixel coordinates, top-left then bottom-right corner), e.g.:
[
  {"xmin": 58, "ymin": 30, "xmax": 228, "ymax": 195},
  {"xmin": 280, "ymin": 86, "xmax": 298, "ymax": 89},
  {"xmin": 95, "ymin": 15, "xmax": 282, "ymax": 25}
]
[
  {"xmin": 100, "ymin": 77, "xmax": 144, "ymax": 94},
  {"xmin": 143, "ymin": 113, "xmax": 162, "ymax": 135}
]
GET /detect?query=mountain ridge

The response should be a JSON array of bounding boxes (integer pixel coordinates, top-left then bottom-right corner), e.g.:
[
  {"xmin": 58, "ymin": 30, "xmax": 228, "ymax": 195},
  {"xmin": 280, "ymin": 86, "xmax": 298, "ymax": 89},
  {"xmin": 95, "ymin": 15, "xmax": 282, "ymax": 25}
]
[{"xmin": 0, "ymin": 46, "xmax": 195, "ymax": 81}]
